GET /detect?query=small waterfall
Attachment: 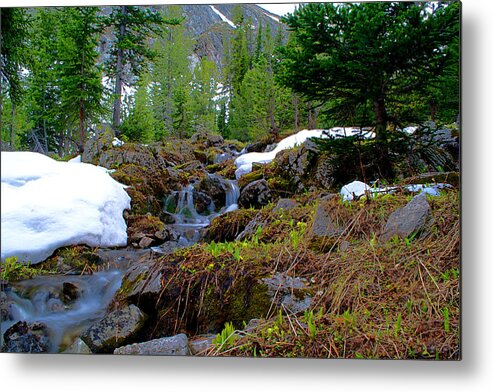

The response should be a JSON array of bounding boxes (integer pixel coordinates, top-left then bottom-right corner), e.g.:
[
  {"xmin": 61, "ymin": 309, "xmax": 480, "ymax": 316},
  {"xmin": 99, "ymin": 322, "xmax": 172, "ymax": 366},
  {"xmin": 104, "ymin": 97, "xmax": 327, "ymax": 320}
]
[
  {"xmin": 223, "ymin": 180, "xmax": 240, "ymax": 213},
  {"xmin": 162, "ymin": 175, "xmax": 240, "ymax": 245},
  {"xmin": 1, "ymin": 270, "xmax": 123, "ymax": 352}
]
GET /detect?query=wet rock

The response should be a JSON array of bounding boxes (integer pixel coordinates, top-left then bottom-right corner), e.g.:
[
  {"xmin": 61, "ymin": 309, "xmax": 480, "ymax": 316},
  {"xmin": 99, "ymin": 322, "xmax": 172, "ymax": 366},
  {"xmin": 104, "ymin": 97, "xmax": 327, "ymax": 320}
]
[
  {"xmin": 195, "ymin": 175, "xmax": 228, "ymax": 207},
  {"xmin": 380, "ymin": 193, "xmax": 434, "ymax": 242},
  {"xmin": 238, "ymin": 179, "xmax": 272, "ymax": 209},
  {"xmin": 62, "ymin": 282, "xmax": 80, "ymax": 303},
  {"xmin": 0, "ymin": 290, "xmax": 9, "ymax": 321},
  {"xmin": 138, "ymin": 237, "xmax": 155, "ymax": 249},
  {"xmin": 2, "ymin": 321, "xmax": 51, "ymax": 353},
  {"xmin": 191, "ymin": 131, "xmax": 224, "ymax": 147},
  {"xmin": 80, "ymin": 304, "xmax": 147, "ymax": 353},
  {"xmin": 261, "ymin": 273, "xmax": 312, "ymax": 314},
  {"xmin": 62, "ymin": 338, "xmax": 92, "ymax": 354},
  {"xmin": 214, "ymin": 152, "xmax": 233, "ymax": 164},
  {"xmin": 114, "ymin": 333, "xmax": 189, "ymax": 356},
  {"xmin": 192, "ymin": 189, "xmax": 215, "ymax": 214},
  {"xmin": 117, "ymin": 250, "xmax": 174, "ymax": 305},
  {"xmin": 189, "ymin": 335, "xmax": 215, "ymax": 355},
  {"xmin": 272, "ymin": 198, "xmax": 299, "ymax": 213}
]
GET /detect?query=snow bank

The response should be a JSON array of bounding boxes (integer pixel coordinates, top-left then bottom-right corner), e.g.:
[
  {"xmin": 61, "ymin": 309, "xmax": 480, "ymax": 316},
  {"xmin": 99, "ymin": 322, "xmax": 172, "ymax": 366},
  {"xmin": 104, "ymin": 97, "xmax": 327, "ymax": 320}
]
[
  {"xmin": 1, "ymin": 152, "xmax": 131, "ymax": 264},
  {"xmin": 340, "ymin": 180, "xmax": 451, "ymax": 201},
  {"xmin": 340, "ymin": 181, "xmax": 371, "ymax": 201},
  {"xmin": 234, "ymin": 128, "xmax": 364, "ymax": 178}
]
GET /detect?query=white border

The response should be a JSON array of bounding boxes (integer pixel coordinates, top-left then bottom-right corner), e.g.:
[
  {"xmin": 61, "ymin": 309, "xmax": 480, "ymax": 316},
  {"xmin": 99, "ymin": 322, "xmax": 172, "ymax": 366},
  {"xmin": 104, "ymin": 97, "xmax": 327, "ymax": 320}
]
[{"xmin": 1, "ymin": 1, "xmax": 492, "ymax": 391}]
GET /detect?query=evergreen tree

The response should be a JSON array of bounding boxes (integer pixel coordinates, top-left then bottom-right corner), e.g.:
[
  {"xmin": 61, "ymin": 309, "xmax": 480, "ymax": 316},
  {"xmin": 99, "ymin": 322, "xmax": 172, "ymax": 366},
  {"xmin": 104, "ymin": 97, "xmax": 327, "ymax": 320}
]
[
  {"xmin": 0, "ymin": 8, "xmax": 30, "ymax": 148},
  {"xmin": 189, "ymin": 57, "xmax": 219, "ymax": 134},
  {"xmin": 24, "ymin": 8, "xmax": 62, "ymax": 154},
  {"xmin": 57, "ymin": 7, "xmax": 105, "ymax": 153},
  {"xmin": 150, "ymin": 5, "xmax": 193, "ymax": 139},
  {"xmin": 120, "ymin": 72, "xmax": 156, "ymax": 143},
  {"xmin": 105, "ymin": 6, "xmax": 179, "ymax": 129},
  {"xmin": 277, "ymin": 2, "xmax": 460, "ymax": 135}
]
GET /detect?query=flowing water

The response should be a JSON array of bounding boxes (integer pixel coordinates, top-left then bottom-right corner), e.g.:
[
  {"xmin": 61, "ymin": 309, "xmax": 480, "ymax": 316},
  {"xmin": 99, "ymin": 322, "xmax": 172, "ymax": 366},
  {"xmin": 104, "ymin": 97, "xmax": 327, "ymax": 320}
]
[
  {"xmin": 1, "ymin": 270, "xmax": 123, "ymax": 352},
  {"xmin": 161, "ymin": 175, "xmax": 240, "ymax": 246},
  {"xmin": 1, "ymin": 172, "xmax": 240, "ymax": 352}
]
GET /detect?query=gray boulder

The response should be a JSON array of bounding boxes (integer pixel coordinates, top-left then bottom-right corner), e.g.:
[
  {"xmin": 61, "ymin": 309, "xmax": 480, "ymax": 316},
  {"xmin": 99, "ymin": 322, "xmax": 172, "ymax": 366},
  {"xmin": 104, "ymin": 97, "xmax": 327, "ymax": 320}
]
[
  {"xmin": 380, "ymin": 193, "xmax": 434, "ymax": 242},
  {"xmin": 189, "ymin": 335, "xmax": 215, "ymax": 355},
  {"xmin": 309, "ymin": 200, "xmax": 342, "ymax": 251},
  {"xmin": 80, "ymin": 304, "xmax": 147, "ymax": 353},
  {"xmin": 261, "ymin": 273, "xmax": 312, "ymax": 314},
  {"xmin": 239, "ymin": 179, "xmax": 272, "ymax": 208},
  {"xmin": 272, "ymin": 198, "xmax": 299, "ymax": 213},
  {"xmin": 196, "ymin": 174, "xmax": 229, "ymax": 207},
  {"xmin": 113, "ymin": 333, "xmax": 189, "ymax": 356}
]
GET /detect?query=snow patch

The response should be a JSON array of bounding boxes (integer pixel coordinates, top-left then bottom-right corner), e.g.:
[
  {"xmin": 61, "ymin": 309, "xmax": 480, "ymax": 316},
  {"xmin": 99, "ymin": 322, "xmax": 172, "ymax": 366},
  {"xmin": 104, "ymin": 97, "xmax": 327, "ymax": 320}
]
[
  {"xmin": 112, "ymin": 137, "xmax": 125, "ymax": 147},
  {"xmin": 210, "ymin": 5, "xmax": 236, "ymax": 28},
  {"xmin": 1, "ymin": 152, "xmax": 131, "ymax": 264},
  {"xmin": 340, "ymin": 180, "xmax": 451, "ymax": 201},
  {"xmin": 234, "ymin": 127, "xmax": 365, "ymax": 179},
  {"xmin": 341, "ymin": 181, "xmax": 371, "ymax": 201},
  {"xmin": 262, "ymin": 11, "xmax": 280, "ymax": 23}
]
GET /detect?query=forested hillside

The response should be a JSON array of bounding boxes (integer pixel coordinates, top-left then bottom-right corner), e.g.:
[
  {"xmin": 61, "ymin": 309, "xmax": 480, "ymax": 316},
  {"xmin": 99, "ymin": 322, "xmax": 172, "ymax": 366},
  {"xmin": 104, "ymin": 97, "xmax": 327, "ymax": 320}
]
[{"xmin": 1, "ymin": 2, "xmax": 459, "ymax": 155}]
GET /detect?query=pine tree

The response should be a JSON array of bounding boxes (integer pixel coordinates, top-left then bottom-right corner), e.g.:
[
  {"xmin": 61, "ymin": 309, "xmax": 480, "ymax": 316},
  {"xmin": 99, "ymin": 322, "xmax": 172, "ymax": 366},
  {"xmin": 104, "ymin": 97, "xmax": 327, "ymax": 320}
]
[
  {"xmin": 277, "ymin": 2, "xmax": 460, "ymax": 135},
  {"xmin": 120, "ymin": 72, "xmax": 156, "ymax": 143},
  {"xmin": 105, "ymin": 6, "xmax": 179, "ymax": 129},
  {"xmin": 57, "ymin": 7, "xmax": 105, "ymax": 153},
  {"xmin": 149, "ymin": 5, "xmax": 195, "ymax": 139},
  {"xmin": 24, "ymin": 8, "xmax": 62, "ymax": 154},
  {"xmin": 0, "ymin": 8, "xmax": 30, "ymax": 148},
  {"xmin": 189, "ymin": 57, "xmax": 219, "ymax": 134}
]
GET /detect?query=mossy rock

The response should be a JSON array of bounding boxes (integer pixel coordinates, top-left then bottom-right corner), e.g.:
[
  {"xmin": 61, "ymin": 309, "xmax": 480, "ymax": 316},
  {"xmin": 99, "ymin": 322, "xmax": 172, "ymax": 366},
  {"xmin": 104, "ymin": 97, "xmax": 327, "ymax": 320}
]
[
  {"xmin": 204, "ymin": 208, "xmax": 258, "ymax": 242},
  {"xmin": 238, "ymin": 170, "xmax": 264, "ymax": 189}
]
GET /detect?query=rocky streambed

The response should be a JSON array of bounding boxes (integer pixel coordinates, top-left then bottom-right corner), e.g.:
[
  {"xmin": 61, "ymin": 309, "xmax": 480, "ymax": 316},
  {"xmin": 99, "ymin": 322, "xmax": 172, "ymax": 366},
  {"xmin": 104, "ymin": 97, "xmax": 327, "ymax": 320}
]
[{"xmin": 1, "ymin": 125, "xmax": 460, "ymax": 356}]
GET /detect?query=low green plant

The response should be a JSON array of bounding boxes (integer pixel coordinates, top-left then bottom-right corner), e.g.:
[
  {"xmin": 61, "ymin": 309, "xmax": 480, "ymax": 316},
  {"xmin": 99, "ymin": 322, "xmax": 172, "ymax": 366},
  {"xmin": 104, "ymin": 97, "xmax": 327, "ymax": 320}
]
[
  {"xmin": 442, "ymin": 307, "xmax": 450, "ymax": 333},
  {"xmin": 212, "ymin": 322, "xmax": 237, "ymax": 351},
  {"xmin": 394, "ymin": 313, "xmax": 403, "ymax": 337},
  {"xmin": 1, "ymin": 256, "xmax": 39, "ymax": 281}
]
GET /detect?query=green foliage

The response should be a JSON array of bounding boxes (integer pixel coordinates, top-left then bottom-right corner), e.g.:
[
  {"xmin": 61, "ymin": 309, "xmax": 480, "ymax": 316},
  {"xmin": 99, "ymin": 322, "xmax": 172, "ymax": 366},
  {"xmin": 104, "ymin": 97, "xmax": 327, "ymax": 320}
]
[
  {"xmin": 442, "ymin": 307, "xmax": 450, "ymax": 333},
  {"xmin": 289, "ymin": 220, "xmax": 307, "ymax": 251},
  {"xmin": 1, "ymin": 257, "xmax": 39, "ymax": 281},
  {"xmin": 56, "ymin": 7, "xmax": 106, "ymax": 151},
  {"xmin": 120, "ymin": 72, "xmax": 157, "ymax": 143},
  {"xmin": 212, "ymin": 322, "xmax": 237, "ymax": 351},
  {"xmin": 104, "ymin": 5, "xmax": 180, "ymax": 128},
  {"xmin": 278, "ymin": 2, "xmax": 460, "ymax": 131}
]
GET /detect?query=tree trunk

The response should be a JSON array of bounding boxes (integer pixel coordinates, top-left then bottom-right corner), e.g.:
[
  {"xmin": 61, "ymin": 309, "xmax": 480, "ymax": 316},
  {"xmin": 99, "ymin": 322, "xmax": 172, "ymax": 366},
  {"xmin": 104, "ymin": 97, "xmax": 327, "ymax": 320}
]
[
  {"xmin": 112, "ymin": 5, "xmax": 127, "ymax": 130},
  {"xmin": 79, "ymin": 100, "xmax": 85, "ymax": 154},
  {"xmin": 430, "ymin": 101, "xmax": 437, "ymax": 122},
  {"xmin": 373, "ymin": 97, "xmax": 387, "ymax": 138},
  {"xmin": 10, "ymin": 102, "xmax": 16, "ymax": 149},
  {"xmin": 165, "ymin": 30, "xmax": 173, "ymax": 134},
  {"xmin": 307, "ymin": 102, "xmax": 320, "ymax": 130},
  {"xmin": 293, "ymin": 93, "xmax": 299, "ymax": 131}
]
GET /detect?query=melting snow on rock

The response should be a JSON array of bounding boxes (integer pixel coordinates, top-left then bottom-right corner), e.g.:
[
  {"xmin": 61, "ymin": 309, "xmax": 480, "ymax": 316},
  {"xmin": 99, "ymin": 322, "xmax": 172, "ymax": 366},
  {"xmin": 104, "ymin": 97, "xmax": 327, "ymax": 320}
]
[
  {"xmin": 1, "ymin": 152, "xmax": 131, "ymax": 264},
  {"xmin": 234, "ymin": 128, "xmax": 367, "ymax": 179}
]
